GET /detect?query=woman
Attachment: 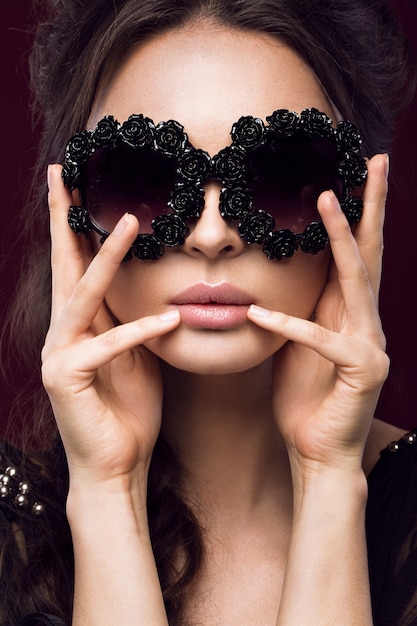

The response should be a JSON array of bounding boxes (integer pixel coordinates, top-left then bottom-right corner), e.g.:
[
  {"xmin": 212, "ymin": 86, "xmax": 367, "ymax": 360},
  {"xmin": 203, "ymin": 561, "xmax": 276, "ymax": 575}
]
[{"xmin": 1, "ymin": 0, "xmax": 416, "ymax": 624}]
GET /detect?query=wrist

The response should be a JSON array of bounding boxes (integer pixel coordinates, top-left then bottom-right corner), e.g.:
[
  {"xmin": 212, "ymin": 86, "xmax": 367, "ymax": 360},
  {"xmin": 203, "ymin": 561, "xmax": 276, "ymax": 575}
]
[
  {"xmin": 290, "ymin": 464, "xmax": 368, "ymax": 519},
  {"xmin": 67, "ymin": 477, "xmax": 168, "ymax": 625},
  {"xmin": 66, "ymin": 470, "xmax": 150, "ymax": 533},
  {"xmin": 286, "ymin": 442, "xmax": 366, "ymax": 491}
]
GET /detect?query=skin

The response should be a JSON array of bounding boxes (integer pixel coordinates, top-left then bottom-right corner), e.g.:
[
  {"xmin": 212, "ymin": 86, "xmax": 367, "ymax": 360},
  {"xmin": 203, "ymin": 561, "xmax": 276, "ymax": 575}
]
[
  {"xmin": 89, "ymin": 25, "xmax": 333, "ymax": 375},
  {"xmin": 42, "ymin": 21, "xmax": 404, "ymax": 626}
]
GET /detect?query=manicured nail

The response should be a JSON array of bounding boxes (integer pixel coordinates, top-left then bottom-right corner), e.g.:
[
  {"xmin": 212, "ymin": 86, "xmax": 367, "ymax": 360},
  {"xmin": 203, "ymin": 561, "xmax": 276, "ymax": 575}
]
[
  {"xmin": 249, "ymin": 304, "xmax": 271, "ymax": 318},
  {"xmin": 113, "ymin": 213, "xmax": 130, "ymax": 236},
  {"xmin": 384, "ymin": 154, "xmax": 390, "ymax": 180},
  {"xmin": 328, "ymin": 189, "xmax": 342, "ymax": 212},
  {"xmin": 158, "ymin": 310, "xmax": 180, "ymax": 322},
  {"xmin": 47, "ymin": 164, "xmax": 52, "ymax": 190}
]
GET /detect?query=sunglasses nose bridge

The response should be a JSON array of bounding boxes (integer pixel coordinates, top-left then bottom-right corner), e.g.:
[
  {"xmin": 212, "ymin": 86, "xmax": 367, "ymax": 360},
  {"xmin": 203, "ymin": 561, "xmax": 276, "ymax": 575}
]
[
  {"xmin": 202, "ymin": 179, "xmax": 224, "ymax": 216},
  {"xmin": 181, "ymin": 180, "xmax": 246, "ymax": 258}
]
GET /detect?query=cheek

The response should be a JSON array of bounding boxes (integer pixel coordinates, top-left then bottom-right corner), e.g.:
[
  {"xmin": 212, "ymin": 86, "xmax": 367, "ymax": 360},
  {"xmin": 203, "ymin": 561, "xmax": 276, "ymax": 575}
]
[
  {"xmin": 259, "ymin": 247, "xmax": 331, "ymax": 319},
  {"xmin": 104, "ymin": 246, "xmax": 331, "ymax": 324},
  {"xmin": 102, "ymin": 245, "xmax": 330, "ymax": 376},
  {"xmin": 104, "ymin": 264, "xmax": 163, "ymax": 323}
]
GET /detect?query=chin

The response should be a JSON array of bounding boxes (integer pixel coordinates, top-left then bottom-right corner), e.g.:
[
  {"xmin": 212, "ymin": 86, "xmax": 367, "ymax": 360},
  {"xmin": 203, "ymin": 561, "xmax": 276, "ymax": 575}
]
[{"xmin": 144, "ymin": 324, "xmax": 287, "ymax": 375}]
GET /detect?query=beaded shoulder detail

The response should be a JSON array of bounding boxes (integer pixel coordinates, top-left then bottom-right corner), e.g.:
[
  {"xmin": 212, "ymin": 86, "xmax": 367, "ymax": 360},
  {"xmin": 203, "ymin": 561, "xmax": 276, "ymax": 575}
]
[
  {"xmin": 385, "ymin": 429, "xmax": 417, "ymax": 454},
  {"xmin": 0, "ymin": 448, "xmax": 45, "ymax": 518}
]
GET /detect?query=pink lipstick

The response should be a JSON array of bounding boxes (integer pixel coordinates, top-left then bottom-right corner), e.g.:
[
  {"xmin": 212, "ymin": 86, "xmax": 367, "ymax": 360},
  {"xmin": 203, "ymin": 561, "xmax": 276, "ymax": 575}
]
[{"xmin": 172, "ymin": 282, "xmax": 253, "ymax": 329}]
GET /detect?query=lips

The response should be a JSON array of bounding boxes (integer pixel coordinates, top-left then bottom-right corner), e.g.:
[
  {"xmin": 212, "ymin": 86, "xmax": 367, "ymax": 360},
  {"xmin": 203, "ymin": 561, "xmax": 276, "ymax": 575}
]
[
  {"xmin": 172, "ymin": 282, "xmax": 253, "ymax": 306},
  {"xmin": 171, "ymin": 282, "xmax": 254, "ymax": 329}
]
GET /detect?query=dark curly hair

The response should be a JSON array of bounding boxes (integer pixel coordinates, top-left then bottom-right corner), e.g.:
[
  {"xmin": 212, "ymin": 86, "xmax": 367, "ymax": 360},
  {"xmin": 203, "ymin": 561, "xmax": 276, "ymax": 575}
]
[{"xmin": 1, "ymin": 0, "xmax": 415, "ymax": 624}]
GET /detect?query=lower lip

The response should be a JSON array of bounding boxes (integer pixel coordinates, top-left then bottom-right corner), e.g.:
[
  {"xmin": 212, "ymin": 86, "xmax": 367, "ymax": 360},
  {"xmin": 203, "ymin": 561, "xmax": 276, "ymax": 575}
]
[{"xmin": 176, "ymin": 304, "xmax": 250, "ymax": 329}]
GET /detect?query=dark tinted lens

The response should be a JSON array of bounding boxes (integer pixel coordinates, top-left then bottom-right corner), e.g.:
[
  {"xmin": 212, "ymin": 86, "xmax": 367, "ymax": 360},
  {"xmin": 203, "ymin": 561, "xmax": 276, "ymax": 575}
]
[
  {"xmin": 246, "ymin": 136, "xmax": 342, "ymax": 231},
  {"xmin": 80, "ymin": 146, "xmax": 178, "ymax": 234}
]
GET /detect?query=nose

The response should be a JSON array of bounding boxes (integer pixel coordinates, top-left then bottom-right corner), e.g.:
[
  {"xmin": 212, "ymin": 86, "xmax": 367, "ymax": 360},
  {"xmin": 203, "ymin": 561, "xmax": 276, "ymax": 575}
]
[{"xmin": 181, "ymin": 182, "xmax": 247, "ymax": 259}]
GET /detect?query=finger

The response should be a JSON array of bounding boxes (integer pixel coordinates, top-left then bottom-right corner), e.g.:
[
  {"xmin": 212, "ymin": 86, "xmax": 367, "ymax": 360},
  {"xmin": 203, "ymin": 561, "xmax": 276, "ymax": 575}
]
[
  {"xmin": 47, "ymin": 311, "xmax": 181, "ymax": 378},
  {"xmin": 54, "ymin": 212, "xmax": 140, "ymax": 341},
  {"xmin": 48, "ymin": 164, "xmax": 87, "ymax": 324},
  {"xmin": 90, "ymin": 301, "xmax": 119, "ymax": 337},
  {"xmin": 247, "ymin": 306, "xmax": 388, "ymax": 375},
  {"xmin": 353, "ymin": 154, "xmax": 388, "ymax": 295},
  {"xmin": 82, "ymin": 310, "xmax": 181, "ymax": 371},
  {"xmin": 317, "ymin": 190, "xmax": 380, "ymax": 333},
  {"xmin": 319, "ymin": 155, "xmax": 387, "ymax": 297}
]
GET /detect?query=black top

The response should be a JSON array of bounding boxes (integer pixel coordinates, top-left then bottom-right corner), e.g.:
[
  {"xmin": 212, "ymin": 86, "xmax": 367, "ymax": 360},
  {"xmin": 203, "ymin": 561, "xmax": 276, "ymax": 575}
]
[
  {"xmin": 1, "ymin": 429, "xmax": 416, "ymax": 626},
  {"xmin": 367, "ymin": 429, "xmax": 417, "ymax": 625}
]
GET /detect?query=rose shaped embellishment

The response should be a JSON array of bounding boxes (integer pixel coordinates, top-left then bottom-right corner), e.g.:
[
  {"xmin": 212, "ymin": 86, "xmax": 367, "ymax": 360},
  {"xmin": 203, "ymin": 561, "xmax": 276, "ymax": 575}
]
[
  {"xmin": 265, "ymin": 109, "xmax": 300, "ymax": 137},
  {"xmin": 132, "ymin": 234, "xmax": 164, "ymax": 261},
  {"xmin": 62, "ymin": 160, "xmax": 80, "ymax": 190},
  {"xmin": 92, "ymin": 115, "xmax": 120, "ymax": 149},
  {"xmin": 118, "ymin": 114, "xmax": 155, "ymax": 149},
  {"xmin": 338, "ymin": 154, "xmax": 368, "ymax": 188},
  {"xmin": 64, "ymin": 130, "xmax": 94, "ymax": 164},
  {"xmin": 152, "ymin": 214, "xmax": 190, "ymax": 247},
  {"xmin": 231, "ymin": 116, "xmax": 265, "ymax": 150},
  {"xmin": 341, "ymin": 194, "xmax": 363, "ymax": 225},
  {"xmin": 263, "ymin": 230, "xmax": 299, "ymax": 260},
  {"xmin": 300, "ymin": 108, "xmax": 334, "ymax": 138},
  {"xmin": 169, "ymin": 184, "xmax": 205, "ymax": 220},
  {"xmin": 300, "ymin": 221, "xmax": 329, "ymax": 254},
  {"xmin": 336, "ymin": 120, "xmax": 362, "ymax": 154},
  {"xmin": 68, "ymin": 205, "xmax": 93, "ymax": 236},
  {"xmin": 212, "ymin": 146, "xmax": 247, "ymax": 184},
  {"xmin": 177, "ymin": 148, "xmax": 211, "ymax": 183},
  {"xmin": 155, "ymin": 120, "xmax": 188, "ymax": 157},
  {"xmin": 238, "ymin": 210, "xmax": 275, "ymax": 244},
  {"xmin": 219, "ymin": 186, "xmax": 254, "ymax": 219}
]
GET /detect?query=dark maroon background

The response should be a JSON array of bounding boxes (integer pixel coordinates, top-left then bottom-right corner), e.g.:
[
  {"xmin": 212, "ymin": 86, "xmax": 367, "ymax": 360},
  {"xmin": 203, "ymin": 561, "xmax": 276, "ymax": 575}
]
[{"xmin": 1, "ymin": 2, "xmax": 417, "ymax": 434}]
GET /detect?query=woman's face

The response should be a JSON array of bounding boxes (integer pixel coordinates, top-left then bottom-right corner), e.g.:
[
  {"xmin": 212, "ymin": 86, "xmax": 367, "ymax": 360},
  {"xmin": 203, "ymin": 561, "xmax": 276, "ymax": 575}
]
[{"xmin": 88, "ymin": 24, "xmax": 334, "ymax": 374}]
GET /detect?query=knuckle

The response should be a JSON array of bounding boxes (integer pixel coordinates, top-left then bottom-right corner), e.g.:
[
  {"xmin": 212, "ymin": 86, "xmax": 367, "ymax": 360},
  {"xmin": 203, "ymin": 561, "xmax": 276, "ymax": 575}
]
[
  {"xmin": 306, "ymin": 322, "xmax": 329, "ymax": 344},
  {"xmin": 339, "ymin": 260, "xmax": 371, "ymax": 290},
  {"xmin": 363, "ymin": 348, "xmax": 390, "ymax": 388},
  {"xmin": 70, "ymin": 278, "xmax": 90, "ymax": 304},
  {"xmin": 95, "ymin": 237, "xmax": 123, "ymax": 266},
  {"xmin": 376, "ymin": 237, "xmax": 384, "ymax": 258},
  {"xmin": 361, "ymin": 232, "xmax": 384, "ymax": 259},
  {"xmin": 41, "ymin": 341, "xmax": 71, "ymax": 393},
  {"xmin": 373, "ymin": 350, "xmax": 390, "ymax": 384},
  {"xmin": 100, "ymin": 328, "xmax": 121, "ymax": 350},
  {"xmin": 358, "ymin": 263, "xmax": 372, "ymax": 288},
  {"xmin": 41, "ymin": 357, "xmax": 62, "ymax": 391}
]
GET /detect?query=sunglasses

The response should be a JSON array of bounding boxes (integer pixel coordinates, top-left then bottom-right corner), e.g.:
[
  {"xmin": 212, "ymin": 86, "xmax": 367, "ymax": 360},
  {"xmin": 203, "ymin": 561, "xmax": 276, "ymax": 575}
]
[{"xmin": 62, "ymin": 107, "xmax": 367, "ymax": 261}]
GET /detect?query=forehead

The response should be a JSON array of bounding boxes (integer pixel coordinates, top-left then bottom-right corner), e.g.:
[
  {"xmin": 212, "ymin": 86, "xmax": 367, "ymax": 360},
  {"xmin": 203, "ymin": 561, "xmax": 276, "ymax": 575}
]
[{"xmin": 90, "ymin": 23, "xmax": 334, "ymax": 154}]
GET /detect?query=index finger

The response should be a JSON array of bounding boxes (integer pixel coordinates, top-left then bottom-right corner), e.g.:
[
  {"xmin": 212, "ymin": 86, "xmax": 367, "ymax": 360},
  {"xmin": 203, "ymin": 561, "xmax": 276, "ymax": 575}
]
[
  {"xmin": 352, "ymin": 154, "xmax": 388, "ymax": 296},
  {"xmin": 48, "ymin": 163, "xmax": 91, "ymax": 325}
]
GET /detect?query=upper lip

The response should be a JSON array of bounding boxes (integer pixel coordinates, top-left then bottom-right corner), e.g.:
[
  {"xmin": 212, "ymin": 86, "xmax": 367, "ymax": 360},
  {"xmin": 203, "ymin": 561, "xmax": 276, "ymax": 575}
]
[{"xmin": 172, "ymin": 282, "xmax": 254, "ymax": 305}]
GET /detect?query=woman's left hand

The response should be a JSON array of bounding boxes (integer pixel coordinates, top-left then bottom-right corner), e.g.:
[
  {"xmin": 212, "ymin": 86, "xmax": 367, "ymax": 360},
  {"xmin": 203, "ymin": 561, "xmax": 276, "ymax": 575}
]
[{"xmin": 247, "ymin": 153, "xmax": 390, "ymax": 476}]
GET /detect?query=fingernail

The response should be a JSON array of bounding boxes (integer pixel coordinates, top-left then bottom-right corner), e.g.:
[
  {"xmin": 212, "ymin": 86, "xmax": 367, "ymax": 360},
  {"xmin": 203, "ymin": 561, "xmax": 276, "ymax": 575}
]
[
  {"xmin": 158, "ymin": 310, "xmax": 180, "ymax": 323},
  {"xmin": 384, "ymin": 153, "xmax": 390, "ymax": 180},
  {"xmin": 249, "ymin": 304, "xmax": 271, "ymax": 318},
  {"xmin": 47, "ymin": 164, "xmax": 52, "ymax": 190},
  {"xmin": 113, "ymin": 213, "xmax": 129, "ymax": 236},
  {"xmin": 328, "ymin": 189, "xmax": 342, "ymax": 213}
]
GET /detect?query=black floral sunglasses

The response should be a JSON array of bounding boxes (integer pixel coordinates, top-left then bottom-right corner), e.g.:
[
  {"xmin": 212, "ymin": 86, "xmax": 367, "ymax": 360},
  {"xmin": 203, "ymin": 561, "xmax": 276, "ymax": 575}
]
[{"xmin": 62, "ymin": 107, "xmax": 367, "ymax": 261}]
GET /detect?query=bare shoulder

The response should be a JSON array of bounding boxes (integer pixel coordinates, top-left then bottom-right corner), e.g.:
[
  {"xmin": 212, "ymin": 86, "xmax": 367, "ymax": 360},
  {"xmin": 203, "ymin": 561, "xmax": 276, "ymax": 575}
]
[{"xmin": 363, "ymin": 418, "xmax": 410, "ymax": 476}]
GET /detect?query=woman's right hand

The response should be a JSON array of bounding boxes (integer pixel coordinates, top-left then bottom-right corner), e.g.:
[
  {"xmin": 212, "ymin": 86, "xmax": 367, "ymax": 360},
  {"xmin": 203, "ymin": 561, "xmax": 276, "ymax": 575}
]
[{"xmin": 41, "ymin": 164, "xmax": 181, "ymax": 493}]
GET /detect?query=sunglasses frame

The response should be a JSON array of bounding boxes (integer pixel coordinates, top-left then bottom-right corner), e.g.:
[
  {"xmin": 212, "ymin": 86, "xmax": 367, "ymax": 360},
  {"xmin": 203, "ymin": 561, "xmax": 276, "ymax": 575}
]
[{"xmin": 62, "ymin": 107, "xmax": 367, "ymax": 261}]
